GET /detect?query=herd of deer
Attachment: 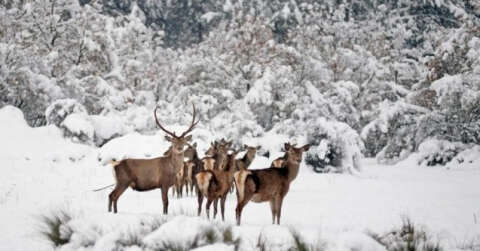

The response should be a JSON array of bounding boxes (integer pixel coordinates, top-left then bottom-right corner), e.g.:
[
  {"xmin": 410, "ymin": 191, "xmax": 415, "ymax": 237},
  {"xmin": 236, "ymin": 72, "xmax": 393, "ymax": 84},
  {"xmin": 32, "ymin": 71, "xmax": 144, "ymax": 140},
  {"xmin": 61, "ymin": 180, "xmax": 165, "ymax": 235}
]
[{"xmin": 107, "ymin": 104, "xmax": 310, "ymax": 225}]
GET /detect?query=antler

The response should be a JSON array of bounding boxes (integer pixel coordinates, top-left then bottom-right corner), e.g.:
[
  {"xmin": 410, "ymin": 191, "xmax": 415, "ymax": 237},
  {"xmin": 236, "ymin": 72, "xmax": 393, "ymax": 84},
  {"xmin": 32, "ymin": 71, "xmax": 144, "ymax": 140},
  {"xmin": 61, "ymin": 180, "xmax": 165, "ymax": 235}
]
[
  {"xmin": 178, "ymin": 103, "xmax": 200, "ymax": 138},
  {"xmin": 154, "ymin": 103, "xmax": 200, "ymax": 139},
  {"xmin": 154, "ymin": 107, "xmax": 178, "ymax": 138}
]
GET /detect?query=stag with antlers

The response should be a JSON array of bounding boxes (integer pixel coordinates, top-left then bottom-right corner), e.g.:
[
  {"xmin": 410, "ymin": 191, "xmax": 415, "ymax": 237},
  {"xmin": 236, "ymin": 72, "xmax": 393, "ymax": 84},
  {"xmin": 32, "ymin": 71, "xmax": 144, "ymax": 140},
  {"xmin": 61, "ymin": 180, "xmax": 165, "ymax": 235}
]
[{"xmin": 108, "ymin": 104, "xmax": 199, "ymax": 214}]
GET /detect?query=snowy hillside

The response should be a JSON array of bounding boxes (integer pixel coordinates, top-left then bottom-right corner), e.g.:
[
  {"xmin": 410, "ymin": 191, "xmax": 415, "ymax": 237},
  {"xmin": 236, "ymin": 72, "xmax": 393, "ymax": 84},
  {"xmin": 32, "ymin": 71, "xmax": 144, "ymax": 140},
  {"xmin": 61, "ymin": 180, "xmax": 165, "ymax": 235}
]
[
  {"xmin": 1, "ymin": 0, "xmax": 480, "ymax": 250},
  {"xmin": 1, "ymin": 106, "xmax": 480, "ymax": 251}
]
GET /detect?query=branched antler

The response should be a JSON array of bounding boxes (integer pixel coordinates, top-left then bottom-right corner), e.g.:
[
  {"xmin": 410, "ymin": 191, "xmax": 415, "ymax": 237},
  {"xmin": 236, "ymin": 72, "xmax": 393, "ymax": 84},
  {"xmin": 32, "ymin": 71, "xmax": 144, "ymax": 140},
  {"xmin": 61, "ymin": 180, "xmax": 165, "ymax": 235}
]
[{"xmin": 154, "ymin": 103, "xmax": 200, "ymax": 138}]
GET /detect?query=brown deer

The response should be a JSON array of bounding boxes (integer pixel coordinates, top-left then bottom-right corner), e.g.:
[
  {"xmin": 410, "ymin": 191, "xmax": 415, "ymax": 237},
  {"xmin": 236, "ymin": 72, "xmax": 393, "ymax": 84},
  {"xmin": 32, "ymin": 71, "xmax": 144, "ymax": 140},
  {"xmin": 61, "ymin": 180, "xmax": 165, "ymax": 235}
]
[
  {"xmin": 195, "ymin": 142, "xmax": 236, "ymax": 221},
  {"xmin": 173, "ymin": 163, "xmax": 186, "ymax": 198},
  {"xmin": 172, "ymin": 143, "xmax": 198, "ymax": 198},
  {"xmin": 234, "ymin": 143, "xmax": 310, "ymax": 225},
  {"xmin": 108, "ymin": 104, "xmax": 199, "ymax": 214},
  {"xmin": 228, "ymin": 144, "xmax": 260, "ymax": 193},
  {"xmin": 236, "ymin": 145, "xmax": 261, "ymax": 171},
  {"xmin": 270, "ymin": 143, "xmax": 295, "ymax": 168}
]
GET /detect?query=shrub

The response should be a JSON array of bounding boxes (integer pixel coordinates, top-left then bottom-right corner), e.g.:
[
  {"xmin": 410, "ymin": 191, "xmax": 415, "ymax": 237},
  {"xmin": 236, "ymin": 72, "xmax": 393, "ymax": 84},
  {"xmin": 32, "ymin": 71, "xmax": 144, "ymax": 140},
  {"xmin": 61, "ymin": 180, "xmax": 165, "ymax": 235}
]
[
  {"xmin": 367, "ymin": 217, "xmax": 441, "ymax": 251},
  {"xmin": 417, "ymin": 139, "xmax": 467, "ymax": 166},
  {"xmin": 306, "ymin": 139, "xmax": 343, "ymax": 173},
  {"xmin": 38, "ymin": 209, "xmax": 73, "ymax": 247},
  {"xmin": 45, "ymin": 99, "xmax": 88, "ymax": 127}
]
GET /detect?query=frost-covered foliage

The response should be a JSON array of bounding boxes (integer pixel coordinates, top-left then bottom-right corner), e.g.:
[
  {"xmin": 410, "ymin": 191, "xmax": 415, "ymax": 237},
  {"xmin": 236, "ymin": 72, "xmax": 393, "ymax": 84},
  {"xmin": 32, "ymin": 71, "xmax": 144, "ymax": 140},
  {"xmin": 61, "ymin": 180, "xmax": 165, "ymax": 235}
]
[
  {"xmin": 305, "ymin": 118, "xmax": 363, "ymax": 173},
  {"xmin": 368, "ymin": 217, "xmax": 441, "ymax": 251},
  {"xmin": 1, "ymin": 0, "xmax": 480, "ymax": 169},
  {"xmin": 46, "ymin": 99, "xmax": 88, "ymax": 126},
  {"xmin": 417, "ymin": 139, "xmax": 465, "ymax": 166},
  {"xmin": 413, "ymin": 139, "xmax": 480, "ymax": 167}
]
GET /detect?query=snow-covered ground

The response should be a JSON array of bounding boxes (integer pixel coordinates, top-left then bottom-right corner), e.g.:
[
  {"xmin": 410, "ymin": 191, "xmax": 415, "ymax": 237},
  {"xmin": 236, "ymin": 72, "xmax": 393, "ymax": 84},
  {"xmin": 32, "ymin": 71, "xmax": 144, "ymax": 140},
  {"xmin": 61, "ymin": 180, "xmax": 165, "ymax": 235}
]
[{"xmin": 1, "ymin": 106, "xmax": 479, "ymax": 250}]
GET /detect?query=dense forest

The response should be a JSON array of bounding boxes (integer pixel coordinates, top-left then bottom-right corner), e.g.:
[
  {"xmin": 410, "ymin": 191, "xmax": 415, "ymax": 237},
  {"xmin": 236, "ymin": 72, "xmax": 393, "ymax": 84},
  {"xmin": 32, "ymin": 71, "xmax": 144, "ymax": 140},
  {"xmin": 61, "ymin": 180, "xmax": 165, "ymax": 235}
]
[{"xmin": 1, "ymin": 0, "xmax": 480, "ymax": 172}]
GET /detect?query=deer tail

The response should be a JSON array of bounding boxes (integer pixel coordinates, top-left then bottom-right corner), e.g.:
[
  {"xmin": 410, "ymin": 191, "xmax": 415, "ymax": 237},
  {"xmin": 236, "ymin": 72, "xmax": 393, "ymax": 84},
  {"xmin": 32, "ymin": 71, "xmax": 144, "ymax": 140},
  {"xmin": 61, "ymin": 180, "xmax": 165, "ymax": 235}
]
[
  {"xmin": 109, "ymin": 159, "xmax": 121, "ymax": 167},
  {"xmin": 110, "ymin": 159, "xmax": 121, "ymax": 184},
  {"xmin": 234, "ymin": 169, "xmax": 252, "ymax": 202}
]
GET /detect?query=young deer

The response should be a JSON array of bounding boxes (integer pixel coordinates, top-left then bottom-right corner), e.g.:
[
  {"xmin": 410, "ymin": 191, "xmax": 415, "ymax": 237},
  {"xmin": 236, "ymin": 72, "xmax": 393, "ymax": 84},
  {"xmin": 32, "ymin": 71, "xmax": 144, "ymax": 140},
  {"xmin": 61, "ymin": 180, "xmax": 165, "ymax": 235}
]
[
  {"xmin": 228, "ymin": 144, "xmax": 260, "ymax": 193},
  {"xmin": 195, "ymin": 142, "xmax": 236, "ymax": 221},
  {"xmin": 270, "ymin": 143, "xmax": 295, "ymax": 168},
  {"xmin": 234, "ymin": 143, "xmax": 310, "ymax": 225},
  {"xmin": 236, "ymin": 145, "xmax": 261, "ymax": 171},
  {"xmin": 108, "ymin": 104, "xmax": 199, "ymax": 214},
  {"xmin": 172, "ymin": 143, "xmax": 198, "ymax": 198},
  {"xmin": 173, "ymin": 163, "xmax": 186, "ymax": 198}
]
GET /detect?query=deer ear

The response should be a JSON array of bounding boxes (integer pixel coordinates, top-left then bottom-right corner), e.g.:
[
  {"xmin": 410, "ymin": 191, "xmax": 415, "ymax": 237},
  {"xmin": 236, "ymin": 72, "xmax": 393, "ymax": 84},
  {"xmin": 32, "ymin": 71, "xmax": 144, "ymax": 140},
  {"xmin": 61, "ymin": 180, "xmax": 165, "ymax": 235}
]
[
  {"xmin": 284, "ymin": 143, "xmax": 291, "ymax": 151},
  {"xmin": 302, "ymin": 144, "xmax": 311, "ymax": 152},
  {"xmin": 184, "ymin": 135, "xmax": 193, "ymax": 142},
  {"xmin": 256, "ymin": 145, "xmax": 261, "ymax": 150},
  {"xmin": 192, "ymin": 142, "xmax": 197, "ymax": 148},
  {"xmin": 165, "ymin": 135, "xmax": 173, "ymax": 142},
  {"xmin": 243, "ymin": 144, "xmax": 248, "ymax": 149}
]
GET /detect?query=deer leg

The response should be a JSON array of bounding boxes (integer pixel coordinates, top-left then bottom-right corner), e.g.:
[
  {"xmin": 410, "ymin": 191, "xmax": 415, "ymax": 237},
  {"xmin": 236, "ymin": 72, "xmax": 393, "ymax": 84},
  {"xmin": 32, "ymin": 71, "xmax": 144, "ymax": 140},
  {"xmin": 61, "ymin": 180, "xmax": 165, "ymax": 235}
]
[
  {"xmin": 269, "ymin": 199, "xmax": 276, "ymax": 224},
  {"xmin": 197, "ymin": 187, "xmax": 203, "ymax": 216},
  {"xmin": 110, "ymin": 184, "xmax": 128, "ymax": 214},
  {"xmin": 179, "ymin": 183, "xmax": 183, "ymax": 198},
  {"xmin": 161, "ymin": 186, "xmax": 169, "ymax": 214},
  {"xmin": 276, "ymin": 197, "xmax": 284, "ymax": 225},
  {"xmin": 220, "ymin": 193, "xmax": 227, "ymax": 221},
  {"xmin": 185, "ymin": 182, "xmax": 189, "ymax": 196},
  {"xmin": 213, "ymin": 198, "xmax": 219, "ymax": 219},
  {"xmin": 206, "ymin": 198, "xmax": 213, "ymax": 219},
  {"xmin": 108, "ymin": 190, "xmax": 114, "ymax": 212},
  {"xmin": 235, "ymin": 176, "xmax": 256, "ymax": 225},
  {"xmin": 235, "ymin": 192, "xmax": 254, "ymax": 226}
]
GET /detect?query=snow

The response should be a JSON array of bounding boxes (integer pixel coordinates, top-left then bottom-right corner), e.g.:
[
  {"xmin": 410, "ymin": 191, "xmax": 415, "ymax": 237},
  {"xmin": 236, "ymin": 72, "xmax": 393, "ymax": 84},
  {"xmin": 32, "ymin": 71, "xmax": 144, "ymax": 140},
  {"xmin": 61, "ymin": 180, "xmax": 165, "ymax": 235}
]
[
  {"xmin": 1, "ymin": 107, "xmax": 480, "ymax": 250},
  {"xmin": 61, "ymin": 113, "xmax": 95, "ymax": 140},
  {"xmin": 201, "ymin": 12, "xmax": 221, "ymax": 23},
  {"xmin": 430, "ymin": 74, "xmax": 463, "ymax": 99}
]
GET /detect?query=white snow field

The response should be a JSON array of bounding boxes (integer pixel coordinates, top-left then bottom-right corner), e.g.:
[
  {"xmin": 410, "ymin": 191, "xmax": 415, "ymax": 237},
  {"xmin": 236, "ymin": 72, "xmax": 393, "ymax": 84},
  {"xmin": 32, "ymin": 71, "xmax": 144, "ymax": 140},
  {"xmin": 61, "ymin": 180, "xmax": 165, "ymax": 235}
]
[{"xmin": 1, "ymin": 106, "xmax": 479, "ymax": 251}]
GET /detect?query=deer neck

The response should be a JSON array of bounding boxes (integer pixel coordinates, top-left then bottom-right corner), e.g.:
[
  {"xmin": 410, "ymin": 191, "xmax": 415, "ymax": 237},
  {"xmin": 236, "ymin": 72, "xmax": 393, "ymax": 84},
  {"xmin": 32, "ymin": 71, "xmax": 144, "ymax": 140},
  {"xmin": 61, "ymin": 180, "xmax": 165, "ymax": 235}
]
[
  {"xmin": 214, "ymin": 153, "xmax": 227, "ymax": 170},
  {"xmin": 192, "ymin": 150, "xmax": 199, "ymax": 161},
  {"xmin": 168, "ymin": 150, "xmax": 184, "ymax": 169},
  {"xmin": 242, "ymin": 152, "xmax": 254, "ymax": 167},
  {"xmin": 285, "ymin": 159, "xmax": 301, "ymax": 182}
]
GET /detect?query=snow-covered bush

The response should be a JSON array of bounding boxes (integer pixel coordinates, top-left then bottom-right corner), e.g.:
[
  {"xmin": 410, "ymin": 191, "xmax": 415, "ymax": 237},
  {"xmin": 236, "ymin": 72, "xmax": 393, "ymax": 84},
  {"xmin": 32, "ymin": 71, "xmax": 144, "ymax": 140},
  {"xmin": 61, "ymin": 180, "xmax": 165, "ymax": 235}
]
[
  {"xmin": 45, "ymin": 99, "xmax": 88, "ymax": 127},
  {"xmin": 306, "ymin": 139, "xmax": 343, "ymax": 173},
  {"xmin": 38, "ymin": 209, "xmax": 73, "ymax": 248},
  {"xmin": 368, "ymin": 217, "xmax": 441, "ymax": 251},
  {"xmin": 60, "ymin": 113, "xmax": 94, "ymax": 144},
  {"xmin": 416, "ymin": 139, "xmax": 467, "ymax": 167},
  {"xmin": 365, "ymin": 101, "xmax": 428, "ymax": 164},
  {"xmin": 305, "ymin": 117, "xmax": 363, "ymax": 173}
]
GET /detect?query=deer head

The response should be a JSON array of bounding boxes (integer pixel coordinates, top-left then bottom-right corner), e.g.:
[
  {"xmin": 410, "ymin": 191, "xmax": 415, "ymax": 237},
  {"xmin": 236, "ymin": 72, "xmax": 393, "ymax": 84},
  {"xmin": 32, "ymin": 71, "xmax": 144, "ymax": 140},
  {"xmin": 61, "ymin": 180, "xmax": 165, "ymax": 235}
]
[
  {"xmin": 284, "ymin": 143, "xmax": 310, "ymax": 163},
  {"xmin": 205, "ymin": 141, "xmax": 217, "ymax": 156},
  {"xmin": 244, "ymin": 144, "xmax": 261, "ymax": 157},
  {"xmin": 184, "ymin": 142, "xmax": 197, "ymax": 161},
  {"xmin": 154, "ymin": 103, "xmax": 200, "ymax": 155}
]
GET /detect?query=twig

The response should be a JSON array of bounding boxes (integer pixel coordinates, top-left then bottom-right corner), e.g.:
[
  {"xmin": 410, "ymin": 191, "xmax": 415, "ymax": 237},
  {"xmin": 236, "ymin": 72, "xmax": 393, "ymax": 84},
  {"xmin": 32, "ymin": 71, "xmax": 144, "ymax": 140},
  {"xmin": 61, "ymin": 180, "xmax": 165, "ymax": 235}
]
[{"xmin": 92, "ymin": 184, "xmax": 114, "ymax": 192}]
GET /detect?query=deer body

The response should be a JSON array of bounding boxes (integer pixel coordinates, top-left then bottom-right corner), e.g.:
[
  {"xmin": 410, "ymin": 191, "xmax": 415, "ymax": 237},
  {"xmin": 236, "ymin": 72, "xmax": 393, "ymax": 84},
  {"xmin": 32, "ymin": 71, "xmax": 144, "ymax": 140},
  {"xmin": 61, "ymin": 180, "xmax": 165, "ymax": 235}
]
[
  {"xmin": 234, "ymin": 143, "xmax": 310, "ymax": 225},
  {"xmin": 120, "ymin": 156, "xmax": 181, "ymax": 190}
]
